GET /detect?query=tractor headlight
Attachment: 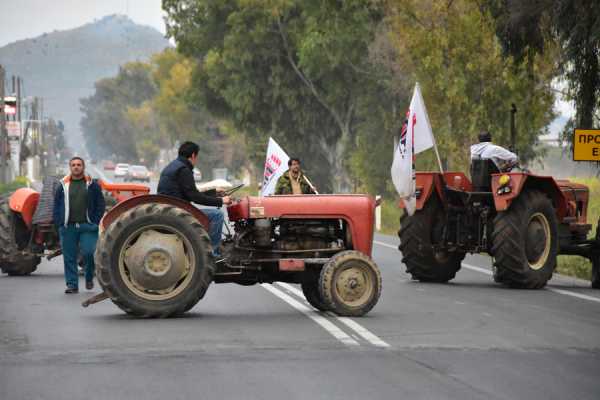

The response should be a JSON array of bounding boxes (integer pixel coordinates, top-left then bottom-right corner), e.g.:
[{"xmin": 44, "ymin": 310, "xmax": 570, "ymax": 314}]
[{"xmin": 497, "ymin": 174, "xmax": 512, "ymax": 194}]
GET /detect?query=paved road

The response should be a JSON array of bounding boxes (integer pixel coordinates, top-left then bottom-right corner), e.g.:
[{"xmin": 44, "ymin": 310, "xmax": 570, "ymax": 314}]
[{"xmin": 1, "ymin": 170, "xmax": 599, "ymax": 399}]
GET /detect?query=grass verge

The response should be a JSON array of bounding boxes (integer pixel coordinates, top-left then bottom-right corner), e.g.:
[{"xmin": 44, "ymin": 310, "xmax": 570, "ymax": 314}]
[{"xmin": 0, "ymin": 176, "xmax": 29, "ymax": 196}]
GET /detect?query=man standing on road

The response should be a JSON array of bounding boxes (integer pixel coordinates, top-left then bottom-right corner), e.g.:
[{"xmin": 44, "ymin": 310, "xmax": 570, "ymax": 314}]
[
  {"xmin": 275, "ymin": 158, "xmax": 316, "ymax": 195},
  {"xmin": 157, "ymin": 141, "xmax": 232, "ymax": 258},
  {"xmin": 53, "ymin": 157, "xmax": 106, "ymax": 294}
]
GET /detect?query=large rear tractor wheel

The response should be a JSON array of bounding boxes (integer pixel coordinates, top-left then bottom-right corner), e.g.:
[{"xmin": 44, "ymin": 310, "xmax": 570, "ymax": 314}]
[
  {"xmin": 95, "ymin": 203, "xmax": 214, "ymax": 317},
  {"xmin": 492, "ymin": 190, "xmax": 558, "ymax": 289},
  {"xmin": 319, "ymin": 250, "xmax": 381, "ymax": 317},
  {"xmin": 399, "ymin": 196, "xmax": 465, "ymax": 282},
  {"xmin": 0, "ymin": 196, "xmax": 40, "ymax": 276},
  {"xmin": 301, "ymin": 268, "xmax": 329, "ymax": 312}
]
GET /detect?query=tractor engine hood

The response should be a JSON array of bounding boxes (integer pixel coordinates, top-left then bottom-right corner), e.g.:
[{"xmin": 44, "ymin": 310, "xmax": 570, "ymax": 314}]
[{"xmin": 227, "ymin": 195, "xmax": 377, "ymax": 256}]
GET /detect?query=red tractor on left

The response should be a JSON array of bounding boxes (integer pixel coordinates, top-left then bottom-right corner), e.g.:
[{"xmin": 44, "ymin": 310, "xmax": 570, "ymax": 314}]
[{"xmin": 0, "ymin": 177, "xmax": 149, "ymax": 276}]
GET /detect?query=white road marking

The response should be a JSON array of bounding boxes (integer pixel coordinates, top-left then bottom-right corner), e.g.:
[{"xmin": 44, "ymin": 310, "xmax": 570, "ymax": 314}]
[
  {"xmin": 260, "ymin": 284, "xmax": 359, "ymax": 346},
  {"xmin": 461, "ymin": 263, "xmax": 492, "ymax": 276},
  {"xmin": 329, "ymin": 314, "xmax": 391, "ymax": 348},
  {"xmin": 374, "ymin": 240, "xmax": 396, "ymax": 250},
  {"xmin": 276, "ymin": 282, "xmax": 391, "ymax": 348},
  {"xmin": 546, "ymin": 288, "xmax": 600, "ymax": 303},
  {"xmin": 374, "ymin": 241, "xmax": 600, "ymax": 304}
]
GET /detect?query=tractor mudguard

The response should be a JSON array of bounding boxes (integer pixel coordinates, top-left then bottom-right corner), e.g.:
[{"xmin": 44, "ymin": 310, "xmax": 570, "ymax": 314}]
[
  {"xmin": 491, "ymin": 173, "xmax": 568, "ymax": 218},
  {"xmin": 100, "ymin": 194, "xmax": 209, "ymax": 232},
  {"xmin": 8, "ymin": 188, "xmax": 40, "ymax": 229},
  {"xmin": 98, "ymin": 180, "xmax": 150, "ymax": 203},
  {"xmin": 398, "ymin": 172, "xmax": 473, "ymax": 211}
]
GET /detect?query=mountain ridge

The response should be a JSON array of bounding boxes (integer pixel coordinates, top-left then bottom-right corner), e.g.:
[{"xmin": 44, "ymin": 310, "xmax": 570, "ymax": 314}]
[{"xmin": 0, "ymin": 15, "xmax": 170, "ymax": 149}]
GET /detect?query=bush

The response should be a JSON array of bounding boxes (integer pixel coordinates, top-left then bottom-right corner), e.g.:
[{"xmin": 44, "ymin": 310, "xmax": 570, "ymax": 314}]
[
  {"xmin": 379, "ymin": 199, "xmax": 402, "ymax": 236},
  {"xmin": 0, "ymin": 176, "xmax": 29, "ymax": 196}
]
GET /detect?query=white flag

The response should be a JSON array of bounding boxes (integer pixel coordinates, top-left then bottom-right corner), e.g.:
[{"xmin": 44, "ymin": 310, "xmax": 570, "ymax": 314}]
[
  {"xmin": 391, "ymin": 83, "xmax": 435, "ymax": 215},
  {"xmin": 261, "ymin": 137, "xmax": 290, "ymax": 196},
  {"xmin": 412, "ymin": 83, "xmax": 435, "ymax": 154}
]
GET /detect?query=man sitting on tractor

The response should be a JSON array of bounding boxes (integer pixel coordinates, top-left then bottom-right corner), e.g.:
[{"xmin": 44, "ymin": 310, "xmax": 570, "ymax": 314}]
[
  {"xmin": 275, "ymin": 158, "xmax": 317, "ymax": 195},
  {"xmin": 470, "ymin": 131, "xmax": 518, "ymax": 172},
  {"xmin": 157, "ymin": 141, "xmax": 232, "ymax": 258}
]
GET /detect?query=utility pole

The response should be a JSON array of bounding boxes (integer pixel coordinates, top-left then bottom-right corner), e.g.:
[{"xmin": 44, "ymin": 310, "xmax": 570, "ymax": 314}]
[{"xmin": 0, "ymin": 66, "xmax": 6, "ymax": 184}]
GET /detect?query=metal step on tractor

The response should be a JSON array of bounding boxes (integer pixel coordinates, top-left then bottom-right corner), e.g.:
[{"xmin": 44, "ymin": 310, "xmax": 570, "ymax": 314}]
[
  {"xmin": 398, "ymin": 159, "xmax": 600, "ymax": 289},
  {"xmin": 0, "ymin": 177, "xmax": 149, "ymax": 276},
  {"xmin": 83, "ymin": 188, "xmax": 383, "ymax": 318}
]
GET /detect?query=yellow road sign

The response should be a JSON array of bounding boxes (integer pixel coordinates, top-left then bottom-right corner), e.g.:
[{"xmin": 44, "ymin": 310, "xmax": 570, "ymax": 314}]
[{"xmin": 573, "ymin": 129, "xmax": 600, "ymax": 161}]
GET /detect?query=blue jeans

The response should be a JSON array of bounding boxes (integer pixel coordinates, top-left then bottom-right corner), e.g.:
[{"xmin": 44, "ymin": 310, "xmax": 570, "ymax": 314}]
[
  {"xmin": 59, "ymin": 223, "xmax": 99, "ymax": 289},
  {"xmin": 200, "ymin": 208, "xmax": 224, "ymax": 257}
]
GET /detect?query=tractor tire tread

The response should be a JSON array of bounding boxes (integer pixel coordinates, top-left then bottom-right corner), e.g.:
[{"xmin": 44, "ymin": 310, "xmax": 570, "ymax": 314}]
[{"xmin": 95, "ymin": 203, "xmax": 214, "ymax": 317}]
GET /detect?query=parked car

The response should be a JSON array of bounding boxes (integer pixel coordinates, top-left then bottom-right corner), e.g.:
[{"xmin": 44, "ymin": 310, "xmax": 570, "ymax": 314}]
[
  {"xmin": 125, "ymin": 165, "xmax": 151, "ymax": 182},
  {"xmin": 114, "ymin": 163, "xmax": 130, "ymax": 179},
  {"xmin": 103, "ymin": 160, "xmax": 116, "ymax": 171}
]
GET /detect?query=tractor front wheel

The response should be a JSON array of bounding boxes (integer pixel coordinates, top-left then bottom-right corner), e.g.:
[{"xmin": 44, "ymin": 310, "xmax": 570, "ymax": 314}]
[
  {"xmin": 95, "ymin": 203, "xmax": 214, "ymax": 317},
  {"xmin": 399, "ymin": 196, "xmax": 465, "ymax": 282},
  {"xmin": 492, "ymin": 190, "xmax": 558, "ymax": 289},
  {"xmin": 319, "ymin": 250, "xmax": 381, "ymax": 317},
  {"xmin": 301, "ymin": 268, "xmax": 329, "ymax": 312},
  {"xmin": 0, "ymin": 196, "xmax": 40, "ymax": 276}
]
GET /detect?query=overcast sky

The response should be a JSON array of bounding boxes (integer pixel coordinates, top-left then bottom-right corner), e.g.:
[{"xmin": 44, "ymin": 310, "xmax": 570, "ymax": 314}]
[{"xmin": 0, "ymin": 0, "xmax": 165, "ymax": 47}]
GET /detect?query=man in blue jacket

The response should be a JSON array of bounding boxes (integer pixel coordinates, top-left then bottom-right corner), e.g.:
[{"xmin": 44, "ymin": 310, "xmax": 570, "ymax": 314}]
[
  {"xmin": 53, "ymin": 157, "xmax": 105, "ymax": 294},
  {"xmin": 157, "ymin": 142, "xmax": 232, "ymax": 259}
]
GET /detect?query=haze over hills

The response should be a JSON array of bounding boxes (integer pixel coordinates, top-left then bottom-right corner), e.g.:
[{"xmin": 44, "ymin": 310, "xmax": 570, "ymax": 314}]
[{"xmin": 0, "ymin": 14, "xmax": 170, "ymax": 151}]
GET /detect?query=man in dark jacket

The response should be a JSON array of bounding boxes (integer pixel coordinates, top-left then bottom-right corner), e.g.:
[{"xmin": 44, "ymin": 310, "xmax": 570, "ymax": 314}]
[
  {"xmin": 274, "ymin": 158, "xmax": 316, "ymax": 195},
  {"xmin": 157, "ymin": 142, "xmax": 232, "ymax": 257},
  {"xmin": 53, "ymin": 157, "xmax": 106, "ymax": 294}
]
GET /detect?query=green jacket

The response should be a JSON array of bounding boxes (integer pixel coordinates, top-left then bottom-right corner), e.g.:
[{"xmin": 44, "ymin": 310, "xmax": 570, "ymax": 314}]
[{"xmin": 274, "ymin": 170, "xmax": 315, "ymax": 195}]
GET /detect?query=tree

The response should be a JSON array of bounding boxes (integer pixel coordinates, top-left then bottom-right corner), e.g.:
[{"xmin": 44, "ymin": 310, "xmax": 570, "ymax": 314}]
[
  {"xmin": 80, "ymin": 62, "xmax": 157, "ymax": 161},
  {"xmin": 385, "ymin": 0, "xmax": 556, "ymax": 171},
  {"xmin": 163, "ymin": 0, "xmax": 392, "ymax": 192},
  {"xmin": 485, "ymin": 0, "xmax": 600, "ymax": 133}
]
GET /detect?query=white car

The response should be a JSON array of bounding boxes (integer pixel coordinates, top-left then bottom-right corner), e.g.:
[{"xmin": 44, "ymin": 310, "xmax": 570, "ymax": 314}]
[
  {"xmin": 114, "ymin": 163, "xmax": 130, "ymax": 179},
  {"xmin": 125, "ymin": 165, "xmax": 151, "ymax": 182}
]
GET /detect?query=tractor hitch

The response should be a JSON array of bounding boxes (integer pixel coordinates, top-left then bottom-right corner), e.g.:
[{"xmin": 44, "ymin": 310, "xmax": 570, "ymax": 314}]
[{"xmin": 81, "ymin": 291, "xmax": 109, "ymax": 308}]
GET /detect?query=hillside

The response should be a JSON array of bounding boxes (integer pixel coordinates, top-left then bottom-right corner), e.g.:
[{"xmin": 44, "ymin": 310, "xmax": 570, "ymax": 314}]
[{"xmin": 0, "ymin": 15, "xmax": 170, "ymax": 149}]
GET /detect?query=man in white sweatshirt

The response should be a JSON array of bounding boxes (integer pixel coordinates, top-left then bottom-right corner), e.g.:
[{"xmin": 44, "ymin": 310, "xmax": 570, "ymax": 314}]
[{"xmin": 470, "ymin": 131, "xmax": 518, "ymax": 172}]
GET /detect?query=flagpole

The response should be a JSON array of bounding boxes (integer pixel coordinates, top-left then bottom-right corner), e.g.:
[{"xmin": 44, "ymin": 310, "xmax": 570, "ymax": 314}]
[
  {"xmin": 415, "ymin": 82, "xmax": 444, "ymax": 174},
  {"xmin": 303, "ymin": 175, "xmax": 319, "ymax": 194},
  {"xmin": 433, "ymin": 142, "xmax": 444, "ymax": 173}
]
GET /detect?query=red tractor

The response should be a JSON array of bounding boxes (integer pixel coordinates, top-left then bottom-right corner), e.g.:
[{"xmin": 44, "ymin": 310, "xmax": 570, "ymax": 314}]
[
  {"xmin": 86, "ymin": 192, "xmax": 382, "ymax": 318},
  {"xmin": 0, "ymin": 177, "xmax": 149, "ymax": 276},
  {"xmin": 398, "ymin": 159, "xmax": 600, "ymax": 289}
]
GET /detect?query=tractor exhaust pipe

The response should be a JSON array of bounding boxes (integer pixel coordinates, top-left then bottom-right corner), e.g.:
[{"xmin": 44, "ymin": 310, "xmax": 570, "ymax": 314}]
[{"xmin": 510, "ymin": 103, "xmax": 517, "ymax": 153}]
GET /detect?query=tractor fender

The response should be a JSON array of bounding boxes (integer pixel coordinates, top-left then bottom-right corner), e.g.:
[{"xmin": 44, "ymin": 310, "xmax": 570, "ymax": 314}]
[
  {"xmin": 100, "ymin": 194, "xmax": 210, "ymax": 232},
  {"xmin": 8, "ymin": 188, "xmax": 40, "ymax": 229},
  {"xmin": 398, "ymin": 172, "xmax": 457, "ymax": 211},
  {"xmin": 491, "ymin": 173, "xmax": 568, "ymax": 217}
]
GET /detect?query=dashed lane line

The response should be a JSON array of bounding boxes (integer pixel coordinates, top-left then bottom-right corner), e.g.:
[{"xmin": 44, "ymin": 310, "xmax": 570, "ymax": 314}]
[
  {"xmin": 276, "ymin": 282, "xmax": 390, "ymax": 348},
  {"xmin": 260, "ymin": 283, "xmax": 359, "ymax": 346},
  {"xmin": 373, "ymin": 240, "xmax": 600, "ymax": 304}
]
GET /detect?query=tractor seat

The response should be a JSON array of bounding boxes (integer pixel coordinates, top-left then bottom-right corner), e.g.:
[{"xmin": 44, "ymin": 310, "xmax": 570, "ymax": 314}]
[{"xmin": 470, "ymin": 158, "xmax": 499, "ymax": 192}]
